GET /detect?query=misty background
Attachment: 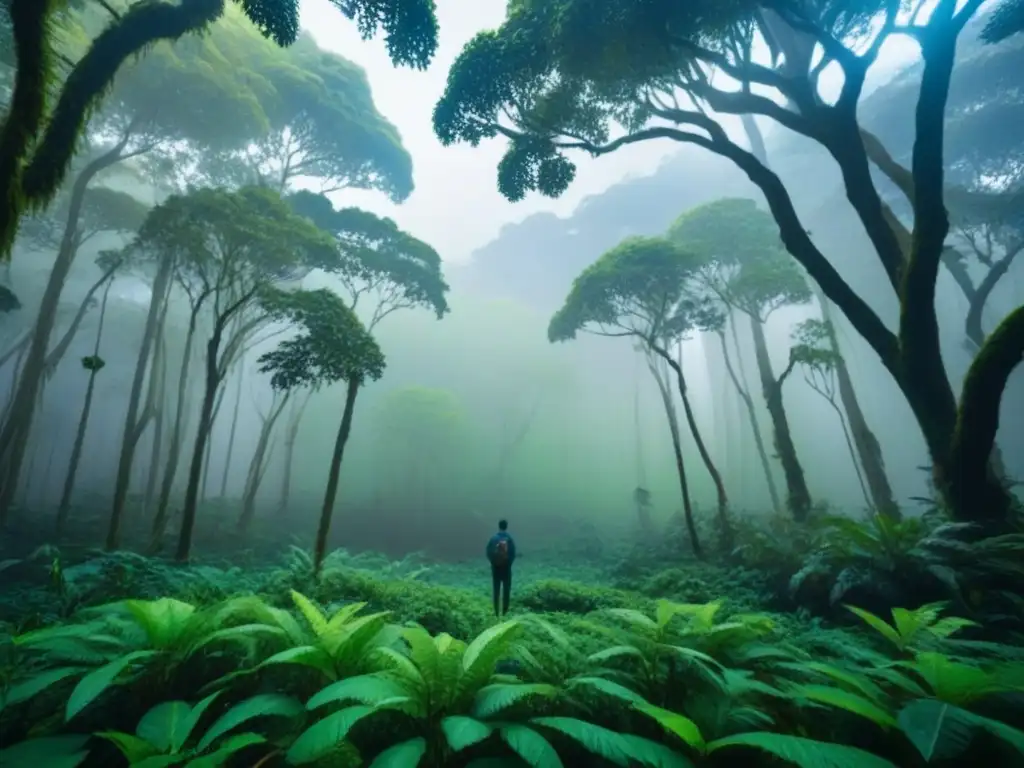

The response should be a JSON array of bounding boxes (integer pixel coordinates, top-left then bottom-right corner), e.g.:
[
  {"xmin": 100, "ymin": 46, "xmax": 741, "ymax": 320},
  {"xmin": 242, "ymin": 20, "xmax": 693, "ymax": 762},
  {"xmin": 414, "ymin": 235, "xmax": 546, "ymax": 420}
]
[{"xmin": 1, "ymin": 0, "xmax": 1020, "ymax": 562}]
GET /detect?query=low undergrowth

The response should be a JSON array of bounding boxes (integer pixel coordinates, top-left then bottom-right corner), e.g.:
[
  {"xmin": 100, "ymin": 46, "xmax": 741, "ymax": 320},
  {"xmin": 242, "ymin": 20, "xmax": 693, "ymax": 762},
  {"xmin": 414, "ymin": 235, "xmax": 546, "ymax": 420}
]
[{"xmin": 2, "ymin": 546, "xmax": 1024, "ymax": 767}]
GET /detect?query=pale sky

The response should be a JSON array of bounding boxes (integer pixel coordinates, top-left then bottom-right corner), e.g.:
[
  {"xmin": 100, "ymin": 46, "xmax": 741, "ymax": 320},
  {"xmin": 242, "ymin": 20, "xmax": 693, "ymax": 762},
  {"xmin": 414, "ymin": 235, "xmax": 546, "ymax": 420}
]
[{"xmin": 299, "ymin": 0, "xmax": 924, "ymax": 265}]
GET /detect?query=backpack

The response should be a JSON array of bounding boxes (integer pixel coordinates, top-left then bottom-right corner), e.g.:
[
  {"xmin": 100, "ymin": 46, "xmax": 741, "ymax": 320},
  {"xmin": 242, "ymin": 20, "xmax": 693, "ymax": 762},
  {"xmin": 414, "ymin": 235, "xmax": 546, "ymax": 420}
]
[{"xmin": 491, "ymin": 538, "xmax": 510, "ymax": 566}]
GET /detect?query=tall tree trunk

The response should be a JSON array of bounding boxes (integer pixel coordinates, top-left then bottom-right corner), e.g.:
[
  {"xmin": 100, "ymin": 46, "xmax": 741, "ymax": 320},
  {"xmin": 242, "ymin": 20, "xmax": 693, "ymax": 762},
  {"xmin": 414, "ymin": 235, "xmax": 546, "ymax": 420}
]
[
  {"xmin": 646, "ymin": 356, "xmax": 701, "ymax": 557},
  {"xmin": 150, "ymin": 301, "xmax": 205, "ymax": 550},
  {"xmin": 219, "ymin": 358, "xmax": 245, "ymax": 497},
  {"xmin": 815, "ymin": 289, "xmax": 900, "ymax": 519},
  {"xmin": 0, "ymin": 144, "xmax": 126, "ymax": 522},
  {"xmin": 237, "ymin": 390, "xmax": 290, "ymax": 534},
  {"xmin": 314, "ymin": 377, "xmax": 362, "ymax": 575},
  {"xmin": 654, "ymin": 343, "xmax": 732, "ymax": 550},
  {"xmin": 200, "ymin": 383, "xmax": 227, "ymax": 503},
  {"xmin": 749, "ymin": 314, "xmax": 812, "ymax": 522},
  {"xmin": 278, "ymin": 390, "xmax": 312, "ymax": 516},
  {"xmin": 107, "ymin": 256, "xmax": 173, "ymax": 550},
  {"xmin": 717, "ymin": 330, "xmax": 782, "ymax": 514},
  {"xmin": 176, "ymin": 330, "xmax": 225, "ymax": 562},
  {"xmin": 142, "ymin": 328, "xmax": 168, "ymax": 521},
  {"xmin": 56, "ymin": 279, "xmax": 112, "ymax": 537}
]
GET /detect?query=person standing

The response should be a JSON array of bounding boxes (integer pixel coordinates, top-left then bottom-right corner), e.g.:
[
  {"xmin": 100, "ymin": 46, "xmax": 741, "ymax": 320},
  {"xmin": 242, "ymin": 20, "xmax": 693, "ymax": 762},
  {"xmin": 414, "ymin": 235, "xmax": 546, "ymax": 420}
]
[{"xmin": 486, "ymin": 519, "xmax": 516, "ymax": 617}]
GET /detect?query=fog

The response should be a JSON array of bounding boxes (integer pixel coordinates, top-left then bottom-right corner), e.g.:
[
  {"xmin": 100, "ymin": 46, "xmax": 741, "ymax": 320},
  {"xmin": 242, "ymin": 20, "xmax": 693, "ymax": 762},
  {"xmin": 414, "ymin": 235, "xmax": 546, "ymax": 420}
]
[{"xmin": 0, "ymin": 3, "xmax": 1020, "ymax": 566}]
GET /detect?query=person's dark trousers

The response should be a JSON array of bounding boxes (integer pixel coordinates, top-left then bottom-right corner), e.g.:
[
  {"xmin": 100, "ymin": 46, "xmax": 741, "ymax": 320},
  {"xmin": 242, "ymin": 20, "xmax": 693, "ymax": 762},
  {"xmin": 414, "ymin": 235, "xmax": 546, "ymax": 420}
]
[{"xmin": 491, "ymin": 564, "xmax": 512, "ymax": 616}]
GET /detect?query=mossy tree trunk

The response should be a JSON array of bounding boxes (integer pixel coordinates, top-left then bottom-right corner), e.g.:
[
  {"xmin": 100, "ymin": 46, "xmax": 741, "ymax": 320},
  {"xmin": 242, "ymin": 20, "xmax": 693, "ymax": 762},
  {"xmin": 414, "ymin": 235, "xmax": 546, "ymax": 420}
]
[
  {"xmin": 0, "ymin": 142, "xmax": 128, "ymax": 523},
  {"xmin": 748, "ymin": 314, "xmax": 811, "ymax": 522},
  {"xmin": 56, "ymin": 278, "xmax": 113, "ymax": 538}
]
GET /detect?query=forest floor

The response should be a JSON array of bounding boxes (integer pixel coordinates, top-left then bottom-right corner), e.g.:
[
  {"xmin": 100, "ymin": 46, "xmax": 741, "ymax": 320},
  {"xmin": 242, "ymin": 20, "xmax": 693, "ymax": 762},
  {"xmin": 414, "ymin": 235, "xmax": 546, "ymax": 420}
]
[{"xmin": 2, "ymin": 518, "xmax": 1024, "ymax": 767}]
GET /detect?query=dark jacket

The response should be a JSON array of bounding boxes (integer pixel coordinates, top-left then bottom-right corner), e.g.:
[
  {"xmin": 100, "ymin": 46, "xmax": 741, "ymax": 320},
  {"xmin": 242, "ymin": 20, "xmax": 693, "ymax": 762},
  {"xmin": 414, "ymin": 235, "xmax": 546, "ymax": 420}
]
[{"xmin": 486, "ymin": 531, "xmax": 516, "ymax": 567}]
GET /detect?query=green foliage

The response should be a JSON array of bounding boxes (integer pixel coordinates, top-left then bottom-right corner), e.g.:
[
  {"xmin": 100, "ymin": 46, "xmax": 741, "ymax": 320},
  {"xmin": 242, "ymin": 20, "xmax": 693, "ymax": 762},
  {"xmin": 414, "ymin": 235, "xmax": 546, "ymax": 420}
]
[
  {"xmin": 5, "ymin": 549, "xmax": 1024, "ymax": 766},
  {"xmin": 548, "ymin": 235, "xmax": 720, "ymax": 345},
  {"xmin": 287, "ymin": 191, "xmax": 450, "ymax": 324},
  {"xmin": 258, "ymin": 288, "xmax": 386, "ymax": 390},
  {"xmin": 122, "ymin": 185, "xmax": 336, "ymax": 288},
  {"xmin": 667, "ymin": 199, "xmax": 811, "ymax": 321}
]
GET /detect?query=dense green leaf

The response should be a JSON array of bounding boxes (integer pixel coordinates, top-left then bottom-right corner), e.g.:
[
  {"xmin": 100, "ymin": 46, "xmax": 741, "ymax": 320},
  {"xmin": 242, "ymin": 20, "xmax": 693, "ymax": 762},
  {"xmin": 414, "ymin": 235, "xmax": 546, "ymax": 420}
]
[
  {"xmin": 0, "ymin": 666, "xmax": 86, "ymax": 709},
  {"xmin": 501, "ymin": 724, "xmax": 563, "ymax": 768},
  {"xmin": 286, "ymin": 705, "xmax": 374, "ymax": 764},
  {"xmin": 65, "ymin": 649, "xmax": 156, "ymax": 721},
  {"xmin": 442, "ymin": 716, "xmax": 494, "ymax": 751},
  {"xmin": 473, "ymin": 683, "xmax": 559, "ymax": 718},
  {"xmin": 196, "ymin": 694, "xmax": 303, "ymax": 751},
  {"xmin": 137, "ymin": 701, "xmax": 194, "ymax": 753},
  {"xmin": 708, "ymin": 732, "xmax": 900, "ymax": 767},
  {"xmin": 367, "ymin": 737, "xmax": 427, "ymax": 767},
  {"xmin": 0, "ymin": 735, "xmax": 91, "ymax": 768},
  {"xmin": 184, "ymin": 733, "xmax": 266, "ymax": 768},
  {"xmin": 307, "ymin": 674, "xmax": 406, "ymax": 710}
]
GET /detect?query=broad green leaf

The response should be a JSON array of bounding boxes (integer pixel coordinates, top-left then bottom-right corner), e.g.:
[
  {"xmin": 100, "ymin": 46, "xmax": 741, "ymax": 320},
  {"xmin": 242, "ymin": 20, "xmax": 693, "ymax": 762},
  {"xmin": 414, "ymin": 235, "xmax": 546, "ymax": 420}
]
[
  {"xmin": 184, "ymin": 733, "xmax": 266, "ymax": 767},
  {"xmin": 0, "ymin": 735, "xmax": 91, "ymax": 768},
  {"xmin": 531, "ymin": 717, "xmax": 633, "ymax": 764},
  {"xmin": 66, "ymin": 649, "xmax": 156, "ymax": 721},
  {"xmin": 501, "ymin": 724, "xmax": 563, "ymax": 768},
  {"xmin": 97, "ymin": 731, "xmax": 159, "ymax": 762},
  {"xmin": 442, "ymin": 716, "xmax": 493, "ymax": 751},
  {"xmin": 708, "ymin": 732, "xmax": 900, "ymax": 767},
  {"xmin": 290, "ymin": 591, "xmax": 329, "ymax": 636},
  {"xmin": 133, "ymin": 755, "xmax": 186, "ymax": 768},
  {"xmin": 367, "ymin": 737, "xmax": 427, "ymax": 767},
  {"xmin": 634, "ymin": 703, "xmax": 705, "ymax": 751},
  {"xmin": 197, "ymin": 693, "xmax": 302, "ymax": 751},
  {"xmin": 259, "ymin": 645, "xmax": 335, "ymax": 678},
  {"xmin": 473, "ymin": 683, "xmax": 558, "ymax": 718},
  {"xmin": 307, "ymin": 674, "xmax": 407, "ymax": 710},
  {"xmin": 568, "ymin": 677, "xmax": 646, "ymax": 704},
  {"xmin": 462, "ymin": 620, "xmax": 521, "ymax": 675},
  {"xmin": 781, "ymin": 662, "xmax": 886, "ymax": 703},
  {"xmin": 899, "ymin": 699, "xmax": 1024, "ymax": 760},
  {"xmin": 0, "ymin": 667, "xmax": 85, "ymax": 709},
  {"xmin": 180, "ymin": 692, "xmax": 222, "ymax": 752},
  {"xmin": 897, "ymin": 699, "xmax": 975, "ymax": 762},
  {"xmin": 844, "ymin": 606, "xmax": 902, "ymax": 648},
  {"xmin": 286, "ymin": 705, "xmax": 374, "ymax": 764},
  {"xmin": 137, "ymin": 701, "xmax": 194, "ymax": 753},
  {"xmin": 794, "ymin": 685, "xmax": 897, "ymax": 729},
  {"xmin": 618, "ymin": 734, "xmax": 695, "ymax": 768}
]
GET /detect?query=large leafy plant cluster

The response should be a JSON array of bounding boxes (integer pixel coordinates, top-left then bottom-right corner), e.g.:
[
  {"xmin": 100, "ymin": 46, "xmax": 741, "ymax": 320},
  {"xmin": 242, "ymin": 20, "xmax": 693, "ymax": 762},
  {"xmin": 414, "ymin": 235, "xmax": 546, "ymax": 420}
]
[{"xmin": 2, "ymin": 570, "xmax": 1024, "ymax": 768}]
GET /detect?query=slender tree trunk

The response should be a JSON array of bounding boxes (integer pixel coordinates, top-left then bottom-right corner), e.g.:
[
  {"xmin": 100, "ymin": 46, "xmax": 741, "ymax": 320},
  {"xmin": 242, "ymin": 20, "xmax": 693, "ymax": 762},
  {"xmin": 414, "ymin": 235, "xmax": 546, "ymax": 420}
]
[
  {"xmin": 219, "ymin": 358, "xmax": 245, "ymax": 497},
  {"xmin": 0, "ymin": 145, "xmax": 126, "ymax": 522},
  {"xmin": 749, "ymin": 314, "xmax": 812, "ymax": 522},
  {"xmin": 646, "ymin": 357, "xmax": 701, "ymax": 557},
  {"xmin": 238, "ymin": 391, "xmax": 290, "ymax": 533},
  {"xmin": 142, "ymin": 329, "xmax": 168, "ymax": 520},
  {"xmin": 150, "ymin": 302, "xmax": 205, "ymax": 550},
  {"xmin": 717, "ymin": 330, "xmax": 782, "ymax": 514},
  {"xmin": 278, "ymin": 390, "xmax": 312, "ymax": 516},
  {"xmin": 56, "ymin": 280, "xmax": 113, "ymax": 537},
  {"xmin": 200, "ymin": 383, "xmax": 227, "ymax": 503},
  {"xmin": 314, "ymin": 377, "xmax": 362, "ymax": 574},
  {"xmin": 656, "ymin": 343, "xmax": 732, "ymax": 549},
  {"xmin": 18, "ymin": 433, "xmax": 39, "ymax": 509},
  {"xmin": 107, "ymin": 257, "xmax": 173, "ymax": 550},
  {"xmin": 815, "ymin": 291, "xmax": 900, "ymax": 520},
  {"xmin": 176, "ymin": 331, "xmax": 225, "ymax": 562}
]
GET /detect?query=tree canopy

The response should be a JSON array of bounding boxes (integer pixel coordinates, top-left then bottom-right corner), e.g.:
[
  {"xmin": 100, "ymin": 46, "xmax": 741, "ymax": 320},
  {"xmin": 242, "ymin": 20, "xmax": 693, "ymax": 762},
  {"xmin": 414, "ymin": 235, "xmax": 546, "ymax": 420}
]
[
  {"xmin": 0, "ymin": 0, "xmax": 439, "ymax": 259},
  {"xmin": 287, "ymin": 190, "xmax": 449, "ymax": 327},
  {"xmin": 258, "ymin": 287, "xmax": 385, "ymax": 390},
  {"xmin": 667, "ymin": 198, "xmax": 812, "ymax": 322},
  {"xmin": 548, "ymin": 236, "xmax": 718, "ymax": 345}
]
